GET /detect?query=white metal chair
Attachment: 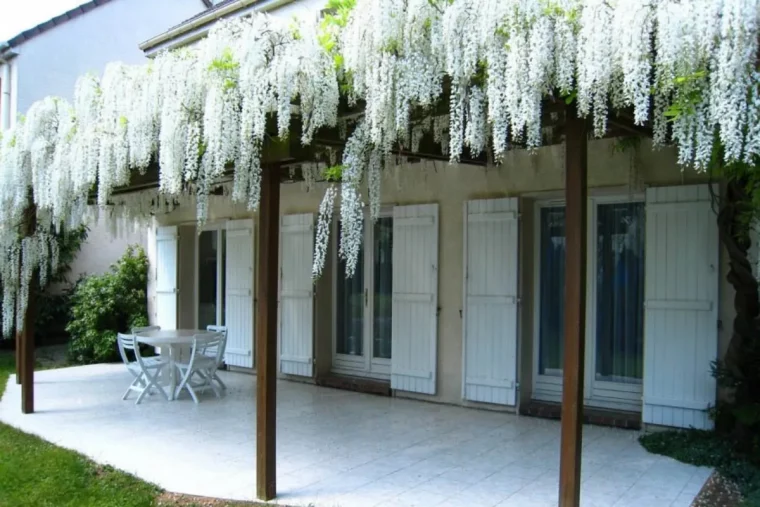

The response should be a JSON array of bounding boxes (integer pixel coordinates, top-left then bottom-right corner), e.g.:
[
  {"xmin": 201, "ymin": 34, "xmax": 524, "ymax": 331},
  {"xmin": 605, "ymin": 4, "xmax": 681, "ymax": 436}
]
[
  {"xmin": 201, "ymin": 325, "xmax": 228, "ymax": 391},
  {"xmin": 174, "ymin": 332, "xmax": 226, "ymax": 403},
  {"xmin": 117, "ymin": 333, "xmax": 169, "ymax": 405}
]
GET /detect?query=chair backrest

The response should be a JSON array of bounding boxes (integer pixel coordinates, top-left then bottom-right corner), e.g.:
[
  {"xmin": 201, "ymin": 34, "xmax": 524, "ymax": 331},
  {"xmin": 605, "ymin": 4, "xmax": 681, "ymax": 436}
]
[
  {"xmin": 117, "ymin": 333, "xmax": 137, "ymax": 366},
  {"xmin": 194, "ymin": 332, "xmax": 226, "ymax": 367},
  {"xmin": 132, "ymin": 333, "xmax": 155, "ymax": 369},
  {"xmin": 132, "ymin": 325, "xmax": 160, "ymax": 335},
  {"xmin": 202, "ymin": 326, "xmax": 228, "ymax": 362},
  {"xmin": 206, "ymin": 325, "xmax": 227, "ymax": 337}
]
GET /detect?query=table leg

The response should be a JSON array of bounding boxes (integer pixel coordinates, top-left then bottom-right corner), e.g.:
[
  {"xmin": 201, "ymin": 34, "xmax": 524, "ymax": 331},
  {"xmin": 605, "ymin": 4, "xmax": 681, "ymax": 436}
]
[{"xmin": 169, "ymin": 345, "xmax": 177, "ymax": 401}]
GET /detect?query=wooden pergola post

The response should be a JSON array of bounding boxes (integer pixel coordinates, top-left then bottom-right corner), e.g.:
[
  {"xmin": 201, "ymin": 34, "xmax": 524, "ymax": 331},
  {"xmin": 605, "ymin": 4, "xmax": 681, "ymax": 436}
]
[
  {"xmin": 558, "ymin": 103, "xmax": 587, "ymax": 507},
  {"xmin": 15, "ymin": 330, "xmax": 22, "ymax": 385},
  {"xmin": 256, "ymin": 166, "xmax": 280, "ymax": 501},
  {"xmin": 20, "ymin": 287, "xmax": 36, "ymax": 414},
  {"xmin": 20, "ymin": 202, "xmax": 37, "ymax": 414}
]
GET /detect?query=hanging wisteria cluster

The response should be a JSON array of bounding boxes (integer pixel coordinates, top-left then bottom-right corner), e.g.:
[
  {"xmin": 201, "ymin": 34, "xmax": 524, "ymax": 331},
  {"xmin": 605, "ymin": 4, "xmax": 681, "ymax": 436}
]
[{"xmin": 1, "ymin": 0, "xmax": 760, "ymax": 336}]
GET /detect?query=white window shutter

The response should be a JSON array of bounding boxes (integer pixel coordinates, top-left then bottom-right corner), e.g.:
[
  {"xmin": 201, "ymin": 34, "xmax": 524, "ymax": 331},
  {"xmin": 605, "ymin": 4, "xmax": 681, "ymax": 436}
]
[
  {"xmin": 643, "ymin": 185, "xmax": 719, "ymax": 430},
  {"xmin": 391, "ymin": 204, "xmax": 439, "ymax": 395},
  {"xmin": 155, "ymin": 226, "xmax": 178, "ymax": 330},
  {"xmin": 225, "ymin": 219, "xmax": 254, "ymax": 368},
  {"xmin": 463, "ymin": 198, "xmax": 519, "ymax": 405},
  {"xmin": 279, "ymin": 213, "xmax": 315, "ymax": 377}
]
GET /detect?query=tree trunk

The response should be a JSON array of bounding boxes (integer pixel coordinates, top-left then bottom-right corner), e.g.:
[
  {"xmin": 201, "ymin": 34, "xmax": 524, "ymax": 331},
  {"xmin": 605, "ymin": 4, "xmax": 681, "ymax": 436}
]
[{"xmin": 716, "ymin": 178, "xmax": 760, "ymax": 437}]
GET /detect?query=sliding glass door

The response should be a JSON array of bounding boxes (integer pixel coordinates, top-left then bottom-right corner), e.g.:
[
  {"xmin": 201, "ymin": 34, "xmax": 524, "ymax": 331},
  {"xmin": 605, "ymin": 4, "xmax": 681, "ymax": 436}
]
[
  {"xmin": 334, "ymin": 214, "xmax": 393, "ymax": 378},
  {"xmin": 534, "ymin": 197, "xmax": 645, "ymax": 410}
]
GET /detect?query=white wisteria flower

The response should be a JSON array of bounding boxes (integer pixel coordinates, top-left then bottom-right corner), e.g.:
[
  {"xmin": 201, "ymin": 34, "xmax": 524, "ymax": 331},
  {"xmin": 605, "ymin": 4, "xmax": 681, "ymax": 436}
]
[{"xmin": 0, "ymin": 1, "xmax": 759, "ymax": 334}]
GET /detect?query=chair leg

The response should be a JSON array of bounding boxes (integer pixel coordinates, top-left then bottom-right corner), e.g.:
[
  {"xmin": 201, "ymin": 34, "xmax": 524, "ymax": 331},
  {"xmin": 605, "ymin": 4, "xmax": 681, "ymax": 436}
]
[
  {"xmin": 187, "ymin": 384, "xmax": 199, "ymax": 403},
  {"xmin": 135, "ymin": 386, "xmax": 150, "ymax": 405},
  {"xmin": 141, "ymin": 368, "xmax": 169, "ymax": 403},
  {"xmin": 123, "ymin": 374, "xmax": 144, "ymax": 401},
  {"xmin": 212, "ymin": 373, "xmax": 227, "ymax": 391},
  {"xmin": 175, "ymin": 366, "xmax": 199, "ymax": 404}
]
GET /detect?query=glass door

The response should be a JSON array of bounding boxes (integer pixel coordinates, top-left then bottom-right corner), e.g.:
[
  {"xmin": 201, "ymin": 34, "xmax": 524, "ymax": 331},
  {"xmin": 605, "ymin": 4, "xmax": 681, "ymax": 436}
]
[
  {"xmin": 534, "ymin": 205, "xmax": 566, "ymax": 395},
  {"xmin": 334, "ymin": 214, "xmax": 394, "ymax": 378},
  {"xmin": 533, "ymin": 199, "xmax": 645, "ymax": 410},
  {"xmin": 197, "ymin": 226, "xmax": 226, "ymax": 330},
  {"xmin": 335, "ymin": 233, "xmax": 366, "ymax": 364},
  {"xmin": 587, "ymin": 201, "xmax": 644, "ymax": 406},
  {"xmin": 370, "ymin": 217, "xmax": 393, "ymax": 374}
]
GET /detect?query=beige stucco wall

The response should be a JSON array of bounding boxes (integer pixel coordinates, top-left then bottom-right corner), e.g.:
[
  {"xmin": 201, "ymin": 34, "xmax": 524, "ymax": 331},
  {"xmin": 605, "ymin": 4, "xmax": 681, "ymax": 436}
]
[
  {"xmin": 63, "ymin": 216, "xmax": 146, "ymax": 285},
  {"xmin": 150, "ymin": 137, "xmax": 733, "ymax": 409}
]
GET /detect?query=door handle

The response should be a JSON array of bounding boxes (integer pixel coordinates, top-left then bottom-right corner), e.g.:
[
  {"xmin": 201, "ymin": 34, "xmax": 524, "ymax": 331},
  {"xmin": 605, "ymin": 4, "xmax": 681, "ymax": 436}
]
[{"xmin": 364, "ymin": 288, "xmax": 368, "ymax": 307}]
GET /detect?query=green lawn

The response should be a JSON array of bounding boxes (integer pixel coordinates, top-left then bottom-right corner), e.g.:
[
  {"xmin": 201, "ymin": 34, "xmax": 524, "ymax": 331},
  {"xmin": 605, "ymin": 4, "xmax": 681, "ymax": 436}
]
[{"xmin": 0, "ymin": 351, "xmax": 259, "ymax": 507}]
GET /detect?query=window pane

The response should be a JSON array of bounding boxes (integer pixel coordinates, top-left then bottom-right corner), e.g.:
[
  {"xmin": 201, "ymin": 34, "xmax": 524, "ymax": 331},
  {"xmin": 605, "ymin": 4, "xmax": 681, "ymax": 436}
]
[
  {"xmin": 198, "ymin": 230, "xmax": 218, "ymax": 329},
  {"xmin": 373, "ymin": 217, "xmax": 393, "ymax": 359},
  {"xmin": 538, "ymin": 207, "xmax": 565, "ymax": 376},
  {"xmin": 595, "ymin": 202, "xmax": 645, "ymax": 383},
  {"xmin": 336, "ymin": 226, "xmax": 364, "ymax": 356}
]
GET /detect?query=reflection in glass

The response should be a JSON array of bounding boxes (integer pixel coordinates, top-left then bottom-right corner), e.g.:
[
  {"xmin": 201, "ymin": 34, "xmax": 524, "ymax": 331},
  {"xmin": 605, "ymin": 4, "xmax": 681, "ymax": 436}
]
[
  {"xmin": 373, "ymin": 218, "xmax": 393, "ymax": 359},
  {"xmin": 538, "ymin": 207, "xmax": 565, "ymax": 376},
  {"xmin": 336, "ymin": 225, "xmax": 364, "ymax": 356},
  {"xmin": 595, "ymin": 202, "xmax": 645, "ymax": 383},
  {"xmin": 198, "ymin": 230, "xmax": 218, "ymax": 330}
]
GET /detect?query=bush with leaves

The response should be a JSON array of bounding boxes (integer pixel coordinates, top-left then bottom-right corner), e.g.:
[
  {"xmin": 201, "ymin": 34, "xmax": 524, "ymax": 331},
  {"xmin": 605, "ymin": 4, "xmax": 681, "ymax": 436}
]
[
  {"xmin": 641, "ymin": 430, "xmax": 760, "ymax": 506},
  {"xmin": 66, "ymin": 246, "xmax": 149, "ymax": 364}
]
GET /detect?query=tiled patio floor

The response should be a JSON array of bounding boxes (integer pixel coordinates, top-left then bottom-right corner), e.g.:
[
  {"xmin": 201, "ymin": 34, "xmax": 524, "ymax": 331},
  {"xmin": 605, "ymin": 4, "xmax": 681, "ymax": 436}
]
[{"xmin": 0, "ymin": 364, "xmax": 710, "ymax": 506}]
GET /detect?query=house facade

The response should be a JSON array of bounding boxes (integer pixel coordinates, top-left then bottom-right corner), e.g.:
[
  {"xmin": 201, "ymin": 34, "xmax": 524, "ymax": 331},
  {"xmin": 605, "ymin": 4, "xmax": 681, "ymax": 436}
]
[
  {"xmin": 0, "ymin": 0, "xmax": 205, "ymax": 284},
  {"xmin": 142, "ymin": 0, "xmax": 731, "ymax": 431}
]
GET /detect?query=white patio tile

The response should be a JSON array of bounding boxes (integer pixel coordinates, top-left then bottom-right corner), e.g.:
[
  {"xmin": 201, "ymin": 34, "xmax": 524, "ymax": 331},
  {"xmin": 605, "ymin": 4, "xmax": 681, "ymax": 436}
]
[
  {"xmin": 387, "ymin": 485, "xmax": 451, "ymax": 507},
  {"xmin": 416, "ymin": 475, "xmax": 472, "ymax": 496},
  {"xmin": 671, "ymin": 492, "xmax": 699, "ymax": 507},
  {"xmin": 0, "ymin": 364, "xmax": 712, "ymax": 507},
  {"xmin": 613, "ymin": 484, "xmax": 684, "ymax": 507}
]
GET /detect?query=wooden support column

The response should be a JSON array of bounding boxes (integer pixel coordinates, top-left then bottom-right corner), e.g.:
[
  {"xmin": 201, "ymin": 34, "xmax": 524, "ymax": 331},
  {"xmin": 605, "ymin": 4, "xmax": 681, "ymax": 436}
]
[
  {"xmin": 20, "ymin": 203, "xmax": 37, "ymax": 414},
  {"xmin": 559, "ymin": 103, "xmax": 587, "ymax": 507},
  {"xmin": 20, "ymin": 286, "xmax": 36, "ymax": 414},
  {"xmin": 256, "ymin": 166, "xmax": 280, "ymax": 501},
  {"xmin": 15, "ymin": 331, "xmax": 22, "ymax": 385}
]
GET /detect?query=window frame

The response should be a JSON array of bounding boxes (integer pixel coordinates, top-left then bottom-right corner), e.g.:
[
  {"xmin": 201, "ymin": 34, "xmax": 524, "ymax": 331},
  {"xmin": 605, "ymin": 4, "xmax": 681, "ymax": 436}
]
[{"xmin": 331, "ymin": 207, "xmax": 394, "ymax": 380}]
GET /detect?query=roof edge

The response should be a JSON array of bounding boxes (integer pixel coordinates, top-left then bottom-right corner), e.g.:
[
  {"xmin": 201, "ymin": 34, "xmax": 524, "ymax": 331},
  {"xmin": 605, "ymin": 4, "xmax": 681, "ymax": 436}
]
[
  {"xmin": 140, "ymin": 0, "xmax": 296, "ymax": 54},
  {"xmin": 5, "ymin": 0, "xmax": 113, "ymax": 50}
]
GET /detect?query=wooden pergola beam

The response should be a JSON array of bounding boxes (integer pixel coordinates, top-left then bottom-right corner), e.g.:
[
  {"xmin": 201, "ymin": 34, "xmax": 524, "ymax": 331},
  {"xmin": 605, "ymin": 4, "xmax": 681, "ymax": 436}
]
[
  {"xmin": 255, "ymin": 165, "xmax": 280, "ymax": 501},
  {"xmin": 559, "ymin": 102, "xmax": 588, "ymax": 507}
]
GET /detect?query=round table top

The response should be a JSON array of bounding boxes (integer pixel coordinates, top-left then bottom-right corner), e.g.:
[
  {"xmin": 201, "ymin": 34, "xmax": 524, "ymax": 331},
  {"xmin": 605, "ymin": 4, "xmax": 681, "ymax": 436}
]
[{"xmin": 136, "ymin": 329, "xmax": 211, "ymax": 346}]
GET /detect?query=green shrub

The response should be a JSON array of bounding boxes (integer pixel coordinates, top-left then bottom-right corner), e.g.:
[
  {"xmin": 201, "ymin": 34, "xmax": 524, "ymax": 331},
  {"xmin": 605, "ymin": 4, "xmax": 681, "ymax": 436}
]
[
  {"xmin": 66, "ymin": 246, "xmax": 149, "ymax": 364},
  {"xmin": 640, "ymin": 430, "xmax": 760, "ymax": 505}
]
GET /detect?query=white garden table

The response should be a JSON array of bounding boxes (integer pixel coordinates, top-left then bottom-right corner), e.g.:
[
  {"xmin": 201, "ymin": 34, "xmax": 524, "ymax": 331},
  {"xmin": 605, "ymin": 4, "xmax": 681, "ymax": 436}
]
[{"xmin": 136, "ymin": 329, "xmax": 210, "ymax": 401}]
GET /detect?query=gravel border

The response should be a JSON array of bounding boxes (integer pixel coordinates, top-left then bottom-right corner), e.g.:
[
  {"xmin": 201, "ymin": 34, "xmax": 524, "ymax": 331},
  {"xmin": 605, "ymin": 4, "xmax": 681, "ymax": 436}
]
[{"xmin": 692, "ymin": 471, "xmax": 743, "ymax": 507}]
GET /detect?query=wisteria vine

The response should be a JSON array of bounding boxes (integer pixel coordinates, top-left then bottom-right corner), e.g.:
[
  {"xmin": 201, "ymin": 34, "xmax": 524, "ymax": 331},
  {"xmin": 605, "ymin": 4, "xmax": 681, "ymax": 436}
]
[{"xmin": 1, "ymin": 0, "xmax": 760, "ymax": 336}]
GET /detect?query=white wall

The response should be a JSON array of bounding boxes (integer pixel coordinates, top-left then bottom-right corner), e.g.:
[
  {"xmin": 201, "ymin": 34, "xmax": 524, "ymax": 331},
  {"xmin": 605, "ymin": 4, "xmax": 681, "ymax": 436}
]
[
  {"xmin": 14, "ymin": 0, "xmax": 203, "ymax": 114},
  {"xmin": 64, "ymin": 216, "xmax": 148, "ymax": 283}
]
